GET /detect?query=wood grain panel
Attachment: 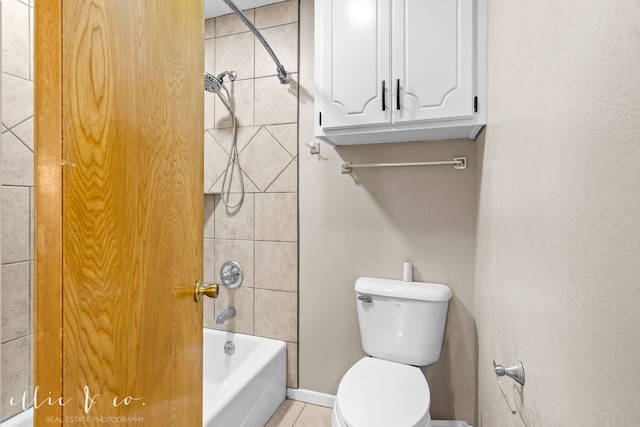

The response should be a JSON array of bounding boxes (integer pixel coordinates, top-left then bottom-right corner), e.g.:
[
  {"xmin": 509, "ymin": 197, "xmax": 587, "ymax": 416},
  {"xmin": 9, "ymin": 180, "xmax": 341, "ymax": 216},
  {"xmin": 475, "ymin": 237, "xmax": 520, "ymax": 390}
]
[
  {"xmin": 35, "ymin": 1, "xmax": 204, "ymax": 425},
  {"xmin": 34, "ymin": 1, "xmax": 64, "ymax": 426}
]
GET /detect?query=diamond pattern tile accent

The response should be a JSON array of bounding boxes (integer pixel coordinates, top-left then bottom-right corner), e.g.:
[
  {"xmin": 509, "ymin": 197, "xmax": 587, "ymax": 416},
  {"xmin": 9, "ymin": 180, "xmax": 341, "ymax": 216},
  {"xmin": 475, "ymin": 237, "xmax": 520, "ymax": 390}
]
[
  {"xmin": 11, "ymin": 116, "xmax": 33, "ymax": 151},
  {"xmin": 266, "ymin": 124, "xmax": 297, "ymax": 157},
  {"xmin": 212, "ymin": 170, "xmax": 260, "ymax": 195},
  {"xmin": 209, "ymin": 125, "xmax": 260, "ymax": 154},
  {"xmin": 204, "ymin": 131, "xmax": 230, "ymax": 192},
  {"xmin": 240, "ymin": 127, "xmax": 292, "ymax": 192},
  {"xmin": 2, "ymin": 73, "xmax": 33, "ymax": 129},
  {"xmin": 2, "ymin": 131, "xmax": 33, "ymax": 186},
  {"xmin": 266, "ymin": 158, "xmax": 297, "ymax": 193}
]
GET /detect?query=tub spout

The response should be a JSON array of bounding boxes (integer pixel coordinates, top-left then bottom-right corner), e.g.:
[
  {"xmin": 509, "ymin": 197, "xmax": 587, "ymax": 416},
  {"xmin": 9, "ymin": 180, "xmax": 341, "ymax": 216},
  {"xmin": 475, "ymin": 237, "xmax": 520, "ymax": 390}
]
[{"xmin": 216, "ymin": 307, "xmax": 236, "ymax": 324}]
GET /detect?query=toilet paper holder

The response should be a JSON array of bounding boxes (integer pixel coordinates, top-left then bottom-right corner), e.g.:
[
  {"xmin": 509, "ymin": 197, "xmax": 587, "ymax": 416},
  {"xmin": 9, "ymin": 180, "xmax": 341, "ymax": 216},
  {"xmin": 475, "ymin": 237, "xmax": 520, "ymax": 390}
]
[{"xmin": 493, "ymin": 360, "xmax": 525, "ymax": 415}]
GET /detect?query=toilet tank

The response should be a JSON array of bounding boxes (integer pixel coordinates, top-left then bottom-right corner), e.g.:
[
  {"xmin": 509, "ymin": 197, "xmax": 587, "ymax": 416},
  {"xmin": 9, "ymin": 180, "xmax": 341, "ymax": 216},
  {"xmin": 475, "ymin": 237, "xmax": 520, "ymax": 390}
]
[{"xmin": 355, "ymin": 277, "xmax": 452, "ymax": 366}]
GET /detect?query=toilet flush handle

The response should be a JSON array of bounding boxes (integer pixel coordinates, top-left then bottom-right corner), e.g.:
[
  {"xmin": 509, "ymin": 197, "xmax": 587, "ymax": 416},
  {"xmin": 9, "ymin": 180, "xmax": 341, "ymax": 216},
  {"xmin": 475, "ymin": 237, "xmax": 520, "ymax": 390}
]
[{"xmin": 357, "ymin": 295, "xmax": 373, "ymax": 303}]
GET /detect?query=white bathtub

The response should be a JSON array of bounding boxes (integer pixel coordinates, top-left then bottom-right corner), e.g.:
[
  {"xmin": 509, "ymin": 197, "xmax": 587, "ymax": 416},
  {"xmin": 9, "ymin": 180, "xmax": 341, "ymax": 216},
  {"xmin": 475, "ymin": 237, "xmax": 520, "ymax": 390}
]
[
  {"xmin": 0, "ymin": 409, "xmax": 31, "ymax": 427},
  {"xmin": 1, "ymin": 329, "xmax": 286, "ymax": 427},
  {"xmin": 202, "ymin": 329, "xmax": 287, "ymax": 426}
]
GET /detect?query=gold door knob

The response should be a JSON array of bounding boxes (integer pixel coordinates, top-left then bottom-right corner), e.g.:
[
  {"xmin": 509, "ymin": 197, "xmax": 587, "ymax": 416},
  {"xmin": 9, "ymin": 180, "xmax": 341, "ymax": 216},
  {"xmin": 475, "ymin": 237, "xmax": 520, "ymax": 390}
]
[{"xmin": 194, "ymin": 280, "xmax": 218, "ymax": 302}]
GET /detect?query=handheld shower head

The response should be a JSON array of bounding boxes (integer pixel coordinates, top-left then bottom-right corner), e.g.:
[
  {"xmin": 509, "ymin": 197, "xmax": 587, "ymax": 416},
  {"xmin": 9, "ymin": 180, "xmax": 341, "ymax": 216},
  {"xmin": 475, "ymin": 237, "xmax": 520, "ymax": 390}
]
[
  {"xmin": 204, "ymin": 72, "xmax": 222, "ymax": 93},
  {"xmin": 204, "ymin": 71, "xmax": 237, "ymax": 93}
]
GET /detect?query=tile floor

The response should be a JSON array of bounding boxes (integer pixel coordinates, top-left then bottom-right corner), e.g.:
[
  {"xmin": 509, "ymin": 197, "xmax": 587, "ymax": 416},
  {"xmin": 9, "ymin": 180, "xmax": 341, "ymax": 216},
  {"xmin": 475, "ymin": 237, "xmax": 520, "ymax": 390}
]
[{"xmin": 266, "ymin": 399, "xmax": 332, "ymax": 427}]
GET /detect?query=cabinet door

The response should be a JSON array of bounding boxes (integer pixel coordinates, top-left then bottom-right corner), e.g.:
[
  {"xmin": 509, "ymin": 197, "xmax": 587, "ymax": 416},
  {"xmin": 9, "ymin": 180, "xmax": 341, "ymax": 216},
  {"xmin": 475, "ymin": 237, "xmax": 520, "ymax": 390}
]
[
  {"xmin": 318, "ymin": 0, "xmax": 391, "ymax": 129},
  {"xmin": 393, "ymin": 0, "xmax": 474, "ymax": 123}
]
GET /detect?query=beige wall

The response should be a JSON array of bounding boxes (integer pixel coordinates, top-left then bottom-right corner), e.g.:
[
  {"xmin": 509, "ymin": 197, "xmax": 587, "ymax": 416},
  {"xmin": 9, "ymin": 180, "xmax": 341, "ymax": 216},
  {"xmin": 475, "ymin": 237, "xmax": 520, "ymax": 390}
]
[
  {"xmin": 1, "ymin": 0, "xmax": 34, "ymax": 421},
  {"xmin": 475, "ymin": 0, "xmax": 640, "ymax": 425},
  {"xmin": 298, "ymin": 0, "xmax": 477, "ymax": 422},
  {"xmin": 202, "ymin": 1, "xmax": 300, "ymax": 389}
]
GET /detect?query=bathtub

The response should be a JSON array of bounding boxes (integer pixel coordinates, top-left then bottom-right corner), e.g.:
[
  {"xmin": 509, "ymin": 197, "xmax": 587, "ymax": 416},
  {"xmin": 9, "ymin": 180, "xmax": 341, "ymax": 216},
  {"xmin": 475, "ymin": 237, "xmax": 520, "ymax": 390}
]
[
  {"xmin": 202, "ymin": 329, "xmax": 286, "ymax": 426},
  {"xmin": 0, "ymin": 409, "xmax": 31, "ymax": 427},
  {"xmin": 1, "ymin": 329, "xmax": 286, "ymax": 427}
]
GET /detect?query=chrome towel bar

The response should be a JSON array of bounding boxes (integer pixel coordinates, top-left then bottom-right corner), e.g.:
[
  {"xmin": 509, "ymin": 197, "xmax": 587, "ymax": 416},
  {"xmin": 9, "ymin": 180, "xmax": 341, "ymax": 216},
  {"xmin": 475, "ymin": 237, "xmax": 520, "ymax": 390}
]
[{"xmin": 341, "ymin": 157, "xmax": 466, "ymax": 174}]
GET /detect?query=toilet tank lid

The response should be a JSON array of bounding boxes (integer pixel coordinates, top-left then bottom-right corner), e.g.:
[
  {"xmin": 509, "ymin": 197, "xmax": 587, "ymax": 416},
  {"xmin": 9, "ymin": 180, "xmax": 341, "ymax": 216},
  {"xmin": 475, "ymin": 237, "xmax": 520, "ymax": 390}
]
[{"xmin": 355, "ymin": 277, "xmax": 453, "ymax": 302}]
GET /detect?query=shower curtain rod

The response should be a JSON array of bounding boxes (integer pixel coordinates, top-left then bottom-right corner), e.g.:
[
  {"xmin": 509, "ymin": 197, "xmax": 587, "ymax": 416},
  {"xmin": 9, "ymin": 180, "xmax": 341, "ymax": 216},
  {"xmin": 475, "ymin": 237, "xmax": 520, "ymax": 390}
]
[{"xmin": 222, "ymin": 0, "xmax": 292, "ymax": 84}]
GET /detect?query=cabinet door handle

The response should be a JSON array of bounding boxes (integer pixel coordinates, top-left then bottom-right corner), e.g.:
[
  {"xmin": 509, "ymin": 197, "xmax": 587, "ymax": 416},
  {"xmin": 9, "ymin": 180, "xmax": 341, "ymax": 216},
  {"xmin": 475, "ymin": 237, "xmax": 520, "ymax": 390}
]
[
  {"xmin": 396, "ymin": 79, "xmax": 401, "ymax": 110},
  {"xmin": 381, "ymin": 80, "xmax": 386, "ymax": 111}
]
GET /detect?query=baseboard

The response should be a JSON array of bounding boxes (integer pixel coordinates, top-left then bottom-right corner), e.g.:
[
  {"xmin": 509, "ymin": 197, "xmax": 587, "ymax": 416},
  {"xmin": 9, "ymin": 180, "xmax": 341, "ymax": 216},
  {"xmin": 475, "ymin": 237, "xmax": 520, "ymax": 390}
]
[
  {"xmin": 286, "ymin": 388, "xmax": 335, "ymax": 408},
  {"xmin": 432, "ymin": 421, "xmax": 473, "ymax": 427},
  {"xmin": 285, "ymin": 389, "xmax": 472, "ymax": 427}
]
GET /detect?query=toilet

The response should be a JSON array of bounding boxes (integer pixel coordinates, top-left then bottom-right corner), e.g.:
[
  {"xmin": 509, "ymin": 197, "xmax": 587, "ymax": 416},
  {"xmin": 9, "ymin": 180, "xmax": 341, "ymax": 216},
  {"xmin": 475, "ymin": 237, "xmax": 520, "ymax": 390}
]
[{"xmin": 332, "ymin": 277, "xmax": 453, "ymax": 427}]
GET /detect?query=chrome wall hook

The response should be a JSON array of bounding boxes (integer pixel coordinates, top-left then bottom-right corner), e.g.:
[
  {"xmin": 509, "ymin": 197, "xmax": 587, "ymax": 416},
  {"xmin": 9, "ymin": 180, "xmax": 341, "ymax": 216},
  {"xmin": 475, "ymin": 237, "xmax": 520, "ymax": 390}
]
[{"xmin": 493, "ymin": 360, "xmax": 525, "ymax": 415}]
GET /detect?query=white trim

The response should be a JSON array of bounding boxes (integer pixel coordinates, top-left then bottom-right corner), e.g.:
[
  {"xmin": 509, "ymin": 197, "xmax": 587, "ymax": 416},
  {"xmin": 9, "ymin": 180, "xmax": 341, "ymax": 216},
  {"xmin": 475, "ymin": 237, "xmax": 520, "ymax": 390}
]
[
  {"xmin": 432, "ymin": 421, "xmax": 474, "ymax": 427},
  {"xmin": 286, "ymin": 388, "xmax": 335, "ymax": 408},
  {"xmin": 285, "ymin": 390, "xmax": 473, "ymax": 427}
]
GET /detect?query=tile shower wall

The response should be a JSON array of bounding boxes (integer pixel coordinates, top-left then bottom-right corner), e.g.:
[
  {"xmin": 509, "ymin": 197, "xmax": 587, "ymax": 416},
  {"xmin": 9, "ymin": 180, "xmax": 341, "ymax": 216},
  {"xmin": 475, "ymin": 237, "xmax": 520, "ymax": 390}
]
[
  {"xmin": 1, "ymin": 0, "xmax": 34, "ymax": 421},
  {"xmin": 203, "ymin": 1, "xmax": 299, "ymax": 388}
]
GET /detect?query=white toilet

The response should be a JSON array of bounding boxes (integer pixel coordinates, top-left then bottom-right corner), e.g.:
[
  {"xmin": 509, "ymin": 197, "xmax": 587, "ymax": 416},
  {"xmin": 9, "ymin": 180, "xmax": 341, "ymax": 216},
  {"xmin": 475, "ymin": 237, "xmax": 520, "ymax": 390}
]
[{"xmin": 332, "ymin": 277, "xmax": 453, "ymax": 427}]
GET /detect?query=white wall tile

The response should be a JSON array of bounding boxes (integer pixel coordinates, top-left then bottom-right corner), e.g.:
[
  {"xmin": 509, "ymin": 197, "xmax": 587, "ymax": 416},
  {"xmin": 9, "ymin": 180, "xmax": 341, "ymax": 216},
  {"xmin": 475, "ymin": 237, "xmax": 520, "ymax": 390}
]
[
  {"xmin": 2, "ymin": 131, "xmax": 33, "ymax": 186},
  {"xmin": 204, "ymin": 194, "xmax": 216, "ymax": 238},
  {"xmin": 10, "ymin": 116, "xmax": 33, "ymax": 152},
  {"xmin": 213, "ymin": 286, "xmax": 254, "ymax": 334},
  {"xmin": 204, "ymin": 239, "xmax": 216, "ymax": 284},
  {"xmin": 204, "ymin": 131, "xmax": 229, "ymax": 192},
  {"xmin": 205, "ymin": 18, "xmax": 216, "ymax": 40},
  {"xmin": 210, "ymin": 125, "xmax": 259, "ymax": 154},
  {"xmin": 266, "ymin": 123, "xmax": 298, "ymax": 157},
  {"xmin": 214, "ymin": 239, "xmax": 254, "ymax": 287},
  {"xmin": 285, "ymin": 342, "xmax": 298, "ymax": 388},
  {"xmin": 255, "ymin": 241, "xmax": 297, "ymax": 292},
  {"xmin": 1, "ymin": 262, "xmax": 30, "ymax": 343},
  {"xmin": 240, "ymin": 127, "xmax": 292, "ymax": 191},
  {"xmin": 215, "ymin": 79, "xmax": 254, "ymax": 128},
  {"xmin": 254, "ymin": 289, "xmax": 297, "ymax": 342},
  {"xmin": 254, "ymin": 23, "xmax": 298, "ymax": 78},
  {"xmin": 215, "ymin": 32, "xmax": 254, "ymax": 80},
  {"xmin": 255, "ymin": 193, "xmax": 297, "ymax": 242},
  {"xmin": 255, "ymin": 0, "xmax": 299, "ymax": 29},
  {"xmin": 212, "ymin": 170, "xmax": 260, "ymax": 196},
  {"xmin": 1, "ymin": 0, "xmax": 30, "ymax": 79},
  {"xmin": 254, "ymin": 74, "xmax": 298, "ymax": 125},
  {"xmin": 2, "ymin": 186, "xmax": 30, "ymax": 264},
  {"xmin": 205, "ymin": 37, "xmax": 216, "ymax": 76},
  {"xmin": 2, "ymin": 73, "xmax": 33, "ymax": 129},
  {"xmin": 29, "ymin": 4, "xmax": 34, "ymax": 81},
  {"xmin": 215, "ymin": 9, "xmax": 255, "ymax": 37},
  {"xmin": 266, "ymin": 159, "xmax": 297, "ymax": 193},
  {"xmin": 214, "ymin": 193, "xmax": 254, "ymax": 240},
  {"xmin": 1, "ymin": 337, "xmax": 30, "ymax": 421}
]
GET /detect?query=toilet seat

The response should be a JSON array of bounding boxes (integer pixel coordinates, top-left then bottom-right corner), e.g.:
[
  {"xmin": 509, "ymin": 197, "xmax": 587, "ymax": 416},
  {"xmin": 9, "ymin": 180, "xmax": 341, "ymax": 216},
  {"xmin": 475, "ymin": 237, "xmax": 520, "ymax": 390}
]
[{"xmin": 334, "ymin": 357, "xmax": 431, "ymax": 427}]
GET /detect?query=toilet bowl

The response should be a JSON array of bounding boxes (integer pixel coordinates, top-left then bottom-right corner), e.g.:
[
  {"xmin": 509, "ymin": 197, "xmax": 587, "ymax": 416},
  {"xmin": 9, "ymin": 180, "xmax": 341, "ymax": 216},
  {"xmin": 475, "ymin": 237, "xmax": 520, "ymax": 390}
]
[
  {"xmin": 332, "ymin": 357, "xmax": 431, "ymax": 427},
  {"xmin": 332, "ymin": 277, "xmax": 452, "ymax": 427}
]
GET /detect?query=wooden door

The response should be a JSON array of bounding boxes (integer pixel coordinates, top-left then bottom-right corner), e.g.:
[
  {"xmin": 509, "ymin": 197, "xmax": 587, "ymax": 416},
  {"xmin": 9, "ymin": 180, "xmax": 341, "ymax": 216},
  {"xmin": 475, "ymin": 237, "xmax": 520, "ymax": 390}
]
[
  {"xmin": 34, "ymin": 1, "xmax": 204, "ymax": 426},
  {"xmin": 392, "ymin": 0, "xmax": 475, "ymax": 123}
]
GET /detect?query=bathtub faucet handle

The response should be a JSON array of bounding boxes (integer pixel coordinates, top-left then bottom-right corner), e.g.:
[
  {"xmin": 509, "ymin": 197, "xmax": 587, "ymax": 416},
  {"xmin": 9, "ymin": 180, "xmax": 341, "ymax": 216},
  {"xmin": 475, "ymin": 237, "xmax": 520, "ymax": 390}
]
[{"xmin": 220, "ymin": 261, "xmax": 244, "ymax": 288}]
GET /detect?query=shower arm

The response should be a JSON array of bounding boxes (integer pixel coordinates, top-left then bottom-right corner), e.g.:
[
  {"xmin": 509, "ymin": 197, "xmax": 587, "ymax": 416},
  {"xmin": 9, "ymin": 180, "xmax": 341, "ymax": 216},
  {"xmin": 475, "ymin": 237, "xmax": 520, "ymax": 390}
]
[{"xmin": 222, "ymin": 0, "xmax": 291, "ymax": 84}]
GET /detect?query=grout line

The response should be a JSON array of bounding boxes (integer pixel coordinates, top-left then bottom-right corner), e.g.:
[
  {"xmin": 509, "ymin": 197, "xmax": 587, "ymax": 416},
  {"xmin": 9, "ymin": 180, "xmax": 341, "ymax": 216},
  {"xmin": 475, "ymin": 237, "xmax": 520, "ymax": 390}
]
[
  {"xmin": 290, "ymin": 403, "xmax": 306, "ymax": 427},
  {"xmin": 6, "ymin": 128, "xmax": 34, "ymax": 154},
  {"xmin": 1, "ymin": 334, "xmax": 31, "ymax": 346},
  {"xmin": 1, "ymin": 259, "xmax": 32, "ymax": 267},
  {"xmin": 2, "ymin": 70, "xmax": 32, "ymax": 83}
]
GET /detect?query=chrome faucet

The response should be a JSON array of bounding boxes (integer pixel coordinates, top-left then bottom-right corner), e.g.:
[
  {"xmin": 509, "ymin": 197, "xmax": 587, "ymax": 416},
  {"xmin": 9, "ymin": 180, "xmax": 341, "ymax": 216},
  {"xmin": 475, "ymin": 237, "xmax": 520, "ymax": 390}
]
[{"xmin": 216, "ymin": 307, "xmax": 236, "ymax": 325}]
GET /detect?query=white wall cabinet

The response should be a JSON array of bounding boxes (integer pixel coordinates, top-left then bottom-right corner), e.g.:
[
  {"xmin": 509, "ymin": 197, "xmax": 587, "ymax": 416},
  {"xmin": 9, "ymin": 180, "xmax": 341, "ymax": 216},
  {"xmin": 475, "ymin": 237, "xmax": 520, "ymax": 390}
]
[{"xmin": 315, "ymin": 0, "xmax": 486, "ymax": 145}]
